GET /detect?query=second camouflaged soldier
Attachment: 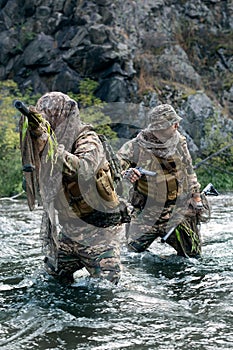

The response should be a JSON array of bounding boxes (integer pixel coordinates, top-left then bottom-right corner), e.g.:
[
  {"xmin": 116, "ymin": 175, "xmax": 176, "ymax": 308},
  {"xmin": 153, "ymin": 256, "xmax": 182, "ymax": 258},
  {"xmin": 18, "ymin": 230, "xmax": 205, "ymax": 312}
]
[
  {"xmin": 19, "ymin": 91, "xmax": 125, "ymax": 284},
  {"xmin": 117, "ymin": 104, "xmax": 210, "ymax": 258}
]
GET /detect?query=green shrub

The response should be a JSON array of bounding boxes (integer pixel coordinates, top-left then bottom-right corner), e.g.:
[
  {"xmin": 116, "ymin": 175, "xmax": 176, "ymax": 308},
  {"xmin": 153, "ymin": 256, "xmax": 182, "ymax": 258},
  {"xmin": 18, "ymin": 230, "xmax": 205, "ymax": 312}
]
[
  {"xmin": 0, "ymin": 80, "xmax": 40, "ymax": 196},
  {"xmin": 197, "ymin": 167, "xmax": 233, "ymax": 192},
  {"xmin": 195, "ymin": 111, "xmax": 233, "ymax": 191},
  {"xmin": 68, "ymin": 78, "xmax": 117, "ymax": 140},
  {"xmin": 0, "ymin": 81, "xmax": 23, "ymax": 196}
]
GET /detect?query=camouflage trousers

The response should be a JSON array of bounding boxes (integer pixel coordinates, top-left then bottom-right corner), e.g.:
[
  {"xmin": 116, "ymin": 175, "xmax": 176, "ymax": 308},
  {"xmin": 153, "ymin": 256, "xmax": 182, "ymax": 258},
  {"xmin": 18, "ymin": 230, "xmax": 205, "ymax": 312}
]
[
  {"xmin": 127, "ymin": 202, "xmax": 202, "ymax": 258},
  {"xmin": 44, "ymin": 234, "xmax": 122, "ymax": 285},
  {"xmin": 42, "ymin": 209, "xmax": 124, "ymax": 284}
]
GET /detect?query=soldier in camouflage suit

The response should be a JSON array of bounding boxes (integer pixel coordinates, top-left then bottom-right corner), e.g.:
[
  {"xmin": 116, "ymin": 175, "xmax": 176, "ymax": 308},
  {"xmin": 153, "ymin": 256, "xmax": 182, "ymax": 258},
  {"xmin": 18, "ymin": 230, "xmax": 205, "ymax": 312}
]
[
  {"xmin": 117, "ymin": 104, "xmax": 209, "ymax": 258},
  {"xmin": 20, "ymin": 92, "xmax": 124, "ymax": 284}
]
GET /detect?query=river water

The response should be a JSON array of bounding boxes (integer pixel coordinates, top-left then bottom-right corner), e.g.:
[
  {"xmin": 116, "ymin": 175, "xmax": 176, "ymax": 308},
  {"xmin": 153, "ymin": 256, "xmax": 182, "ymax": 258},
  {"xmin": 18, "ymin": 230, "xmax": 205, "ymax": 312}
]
[{"xmin": 0, "ymin": 194, "xmax": 233, "ymax": 350}]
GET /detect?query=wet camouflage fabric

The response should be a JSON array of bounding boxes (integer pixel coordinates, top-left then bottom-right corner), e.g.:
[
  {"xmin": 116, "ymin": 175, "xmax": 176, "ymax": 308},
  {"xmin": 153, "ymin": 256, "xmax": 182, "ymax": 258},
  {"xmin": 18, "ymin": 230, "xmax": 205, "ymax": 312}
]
[
  {"xmin": 26, "ymin": 92, "xmax": 123, "ymax": 284},
  {"xmin": 117, "ymin": 123, "xmax": 203, "ymax": 257},
  {"xmin": 127, "ymin": 204, "xmax": 202, "ymax": 257},
  {"xmin": 46, "ymin": 229, "xmax": 122, "ymax": 284}
]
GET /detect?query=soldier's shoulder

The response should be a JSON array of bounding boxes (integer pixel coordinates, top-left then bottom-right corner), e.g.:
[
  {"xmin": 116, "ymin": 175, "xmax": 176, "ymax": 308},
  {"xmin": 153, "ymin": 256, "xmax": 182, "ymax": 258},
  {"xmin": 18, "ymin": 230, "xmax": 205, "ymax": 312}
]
[
  {"xmin": 178, "ymin": 132, "xmax": 187, "ymax": 143},
  {"xmin": 77, "ymin": 125, "xmax": 100, "ymax": 141},
  {"xmin": 74, "ymin": 125, "xmax": 102, "ymax": 151}
]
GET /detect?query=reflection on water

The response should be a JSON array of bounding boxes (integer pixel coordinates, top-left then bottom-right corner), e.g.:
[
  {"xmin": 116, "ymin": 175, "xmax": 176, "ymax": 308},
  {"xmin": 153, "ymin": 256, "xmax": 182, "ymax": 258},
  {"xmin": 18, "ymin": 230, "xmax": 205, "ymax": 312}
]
[{"xmin": 0, "ymin": 194, "xmax": 233, "ymax": 350}]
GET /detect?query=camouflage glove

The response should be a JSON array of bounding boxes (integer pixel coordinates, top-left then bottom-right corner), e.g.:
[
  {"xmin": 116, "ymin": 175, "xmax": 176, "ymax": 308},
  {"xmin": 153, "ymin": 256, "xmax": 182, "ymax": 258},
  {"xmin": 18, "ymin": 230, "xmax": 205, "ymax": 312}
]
[
  {"xmin": 56, "ymin": 144, "xmax": 65, "ymax": 159},
  {"xmin": 28, "ymin": 106, "xmax": 44, "ymax": 128},
  {"xmin": 55, "ymin": 144, "xmax": 78, "ymax": 175},
  {"xmin": 55, "ymin": 144, "xmax": 68, "ymax": 167}
]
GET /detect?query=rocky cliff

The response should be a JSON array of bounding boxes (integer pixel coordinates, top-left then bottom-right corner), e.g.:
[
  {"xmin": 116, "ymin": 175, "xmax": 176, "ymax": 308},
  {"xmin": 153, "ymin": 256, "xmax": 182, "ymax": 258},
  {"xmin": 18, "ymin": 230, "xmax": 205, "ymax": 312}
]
[{"xmin": 0, "ymin": 0, "xmax": 232, "ymax": 153}]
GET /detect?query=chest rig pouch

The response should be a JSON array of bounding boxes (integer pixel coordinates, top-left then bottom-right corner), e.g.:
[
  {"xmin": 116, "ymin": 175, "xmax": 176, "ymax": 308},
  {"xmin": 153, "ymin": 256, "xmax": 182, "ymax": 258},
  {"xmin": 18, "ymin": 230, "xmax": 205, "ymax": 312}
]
[
  {"xmin": 158, "ymin": 158, "xmax": 178, "ymax": 201},
  {"xmin": 133, "ymin": 141, "xmax": 182, "ymax": 203},
  {"xmin": 63, "ymin": 162, "xmax": 120, "ymax": 217},
  {"xmin": 63, "ymin": 179, "xmax": 93, "ymax": 217},
  {"xmin": 95, "ymin": 162, "xmax": 120, "ymax": 208}
]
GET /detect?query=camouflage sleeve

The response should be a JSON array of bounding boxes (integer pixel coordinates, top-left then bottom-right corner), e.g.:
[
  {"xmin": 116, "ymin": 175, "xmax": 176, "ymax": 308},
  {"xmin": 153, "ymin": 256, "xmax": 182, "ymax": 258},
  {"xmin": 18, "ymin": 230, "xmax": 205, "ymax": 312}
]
[
  {"xmin": 179, "ymin": 135, "xmax": 201, "ymax": 193},
  {"xmin": 117, "ymin": 139, "xmax": 137, "ymax": 171},
  {"xmin": 61, "ymin": 131, "xmax": 105, "ymax": 181},
  {"xmin": 29, "ymin": 122, "xmax": 49, "ymax": 154}
]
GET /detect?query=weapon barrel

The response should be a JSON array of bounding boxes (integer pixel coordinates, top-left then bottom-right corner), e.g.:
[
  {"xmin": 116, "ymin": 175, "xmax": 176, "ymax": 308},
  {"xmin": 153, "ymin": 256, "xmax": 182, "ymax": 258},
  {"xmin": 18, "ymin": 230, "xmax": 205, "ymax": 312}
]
[{"xmin": 14, "ymin": 100, "xmax": 31, "ymax": 117}]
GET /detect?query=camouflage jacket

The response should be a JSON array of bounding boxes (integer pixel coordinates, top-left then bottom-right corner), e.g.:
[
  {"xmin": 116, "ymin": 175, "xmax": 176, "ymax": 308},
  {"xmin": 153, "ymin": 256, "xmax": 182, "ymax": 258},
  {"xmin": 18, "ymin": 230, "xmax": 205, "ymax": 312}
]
[
  {"xmin": 117, "ymin": 132, "xmax": 200, "ymax": 203},
  {"xmin": 31, "ymin": 124, "xmax": 120, "ymax": 222}
]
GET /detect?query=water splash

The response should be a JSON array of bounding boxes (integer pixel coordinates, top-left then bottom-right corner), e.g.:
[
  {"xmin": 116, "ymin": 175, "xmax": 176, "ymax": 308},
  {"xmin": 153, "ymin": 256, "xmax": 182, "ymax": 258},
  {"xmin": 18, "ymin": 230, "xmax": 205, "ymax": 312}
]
[{"xmin": 0, "ymin": 195, "xmax": 232, "ymax": 350}]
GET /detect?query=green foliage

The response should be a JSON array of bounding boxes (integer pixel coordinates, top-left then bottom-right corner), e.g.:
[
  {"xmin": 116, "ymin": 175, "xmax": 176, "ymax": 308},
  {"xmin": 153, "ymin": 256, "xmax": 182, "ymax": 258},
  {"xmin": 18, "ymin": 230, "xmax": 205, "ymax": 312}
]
[
  {"xmin": 195, "ymin": 111, "xmax": 233, "ymax": 191},
  {"xmin": 0, "ymin": 80, "xmax": 23, "ymax": 196},
  {"xmin": 197, "ymin": 167, "xmax": 233, "ymax": 192},
  {"xmin": 75, "ymin": 78, "xmax": 101, "ymax": 108},
  {"xmin": 69, "ymin": 78, "xmax": 117, "ymax": 139},
  {"xmin": 0, "ymin": 80, "xmax": 39, "ymax": 197},
  {"xmin": 0, "ymin": 148, "xmax": 23, "ymax": 196}
]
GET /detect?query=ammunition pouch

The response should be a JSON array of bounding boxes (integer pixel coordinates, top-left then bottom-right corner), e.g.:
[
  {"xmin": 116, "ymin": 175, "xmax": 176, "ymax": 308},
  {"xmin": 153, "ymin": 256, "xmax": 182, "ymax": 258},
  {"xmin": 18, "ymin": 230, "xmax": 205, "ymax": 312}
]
[
  {"xmin": 165, "ymin": 174, "xmax": 178, "ymax": 201},
  {"xmin": 95, "ymin": 164, "xmax": 120, "ymax": 208},
  {"xmin": 136, "ymin": 172, "xmax": 178, "ymax": 203},
  {"xmin": 63, "ymin": 163, "xmax": 120, "ymax": 217},
  {"xmin": 64, "ymin": 181, "xmax": 93, "ymax": 217}
]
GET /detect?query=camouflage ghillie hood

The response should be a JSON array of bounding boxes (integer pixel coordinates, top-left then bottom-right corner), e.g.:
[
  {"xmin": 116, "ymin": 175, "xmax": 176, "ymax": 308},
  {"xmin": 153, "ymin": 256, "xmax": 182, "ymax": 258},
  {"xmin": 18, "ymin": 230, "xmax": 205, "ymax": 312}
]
[
  {"xmin": 36, "ymin": 91, "xmax": 80, "ymax": 148},
  {"xmin": 36, "ymin": 92, "xmax": 82, "ymax": 206},
  {"xmin": 36, "ymin": 91, "xmax": 79, "ymax": 131}
]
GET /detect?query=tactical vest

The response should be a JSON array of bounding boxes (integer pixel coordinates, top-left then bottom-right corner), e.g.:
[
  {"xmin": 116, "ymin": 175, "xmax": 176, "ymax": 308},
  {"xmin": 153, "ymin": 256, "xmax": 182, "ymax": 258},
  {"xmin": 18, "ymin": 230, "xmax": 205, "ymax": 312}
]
[
  {"xmin": 61, "ymin": 130, "xmax": 120, "ymax": 218},
  {"xmin": 132, "ymin": 139, "xmax": 187, "ymax": 203}
]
